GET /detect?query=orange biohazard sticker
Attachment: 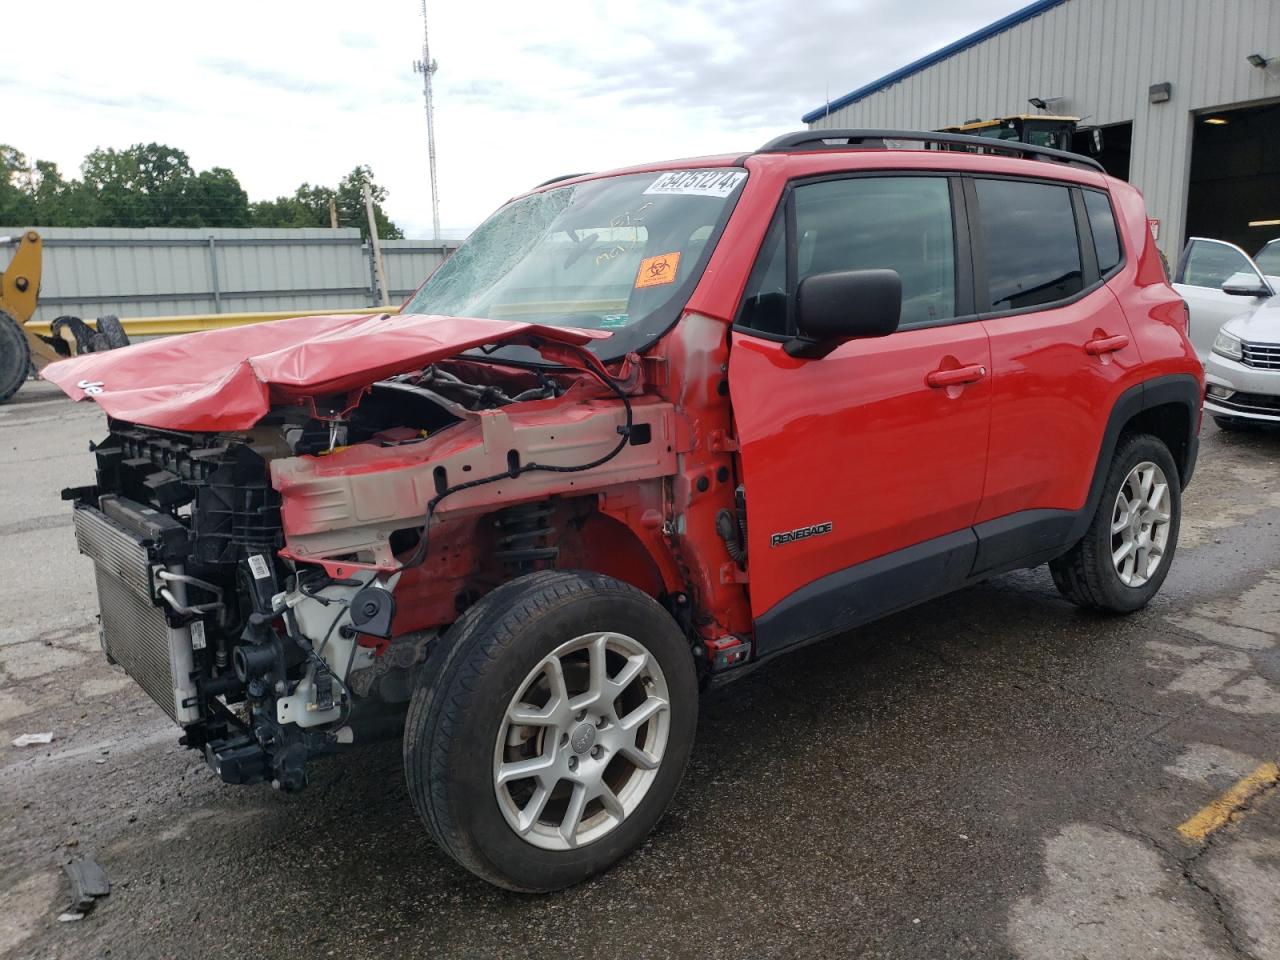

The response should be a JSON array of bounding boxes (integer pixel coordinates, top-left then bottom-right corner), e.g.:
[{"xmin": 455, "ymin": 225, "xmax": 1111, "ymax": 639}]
[{"xmin": 634, "ymin": 252, "xmax": 681, "ymax": 289}]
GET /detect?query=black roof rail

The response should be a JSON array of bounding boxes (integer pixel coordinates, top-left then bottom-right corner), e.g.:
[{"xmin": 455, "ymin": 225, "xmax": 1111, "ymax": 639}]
[
  {"xmin": 757, "ymin": 129, "xmax": 1105, "ymax": 174},
  {"xmin": 535, "ymin": 172, "xmax": 593, "ymax": 188}
]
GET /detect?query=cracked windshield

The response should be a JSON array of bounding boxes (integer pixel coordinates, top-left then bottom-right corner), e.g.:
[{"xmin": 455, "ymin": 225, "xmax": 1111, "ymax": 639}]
[{"xmin": 403, "ymin": 169, "xmax": 747, "ymax": 357}]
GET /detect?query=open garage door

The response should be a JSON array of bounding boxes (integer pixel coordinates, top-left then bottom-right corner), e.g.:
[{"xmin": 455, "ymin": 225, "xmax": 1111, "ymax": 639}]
[
  {"xmin": 1073, "ymin": 121, "xmax": 1131, "ymax": 181},
  {"xmin": 1186, "ymin": 100, "xmax": 1280, "ymax": 253}
]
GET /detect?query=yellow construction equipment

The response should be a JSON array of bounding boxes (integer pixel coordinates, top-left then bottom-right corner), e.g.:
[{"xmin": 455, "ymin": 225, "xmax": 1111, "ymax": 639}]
[
  {"xmin": 936, "ymin": 115, "xmax": 1103, "ymax": 154},
  {"xmin": 0, "ymin": 230, "xmax": 131, "ymax": 403},
  {"xmin": 0, "ymin": 231, "xmax": 49, "ymax": 403}
]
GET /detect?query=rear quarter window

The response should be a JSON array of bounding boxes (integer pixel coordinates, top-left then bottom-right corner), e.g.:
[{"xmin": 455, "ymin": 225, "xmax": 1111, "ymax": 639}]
[{"xmin": 1083, "ymin": 190, "xmax": 1122, "ymax": 275}]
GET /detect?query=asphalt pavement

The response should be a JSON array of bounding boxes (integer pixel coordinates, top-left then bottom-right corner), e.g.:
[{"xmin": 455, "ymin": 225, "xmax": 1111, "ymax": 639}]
[{"xmin": 2, "ymin": 380, "xmax": 1278, "ymax": 960}]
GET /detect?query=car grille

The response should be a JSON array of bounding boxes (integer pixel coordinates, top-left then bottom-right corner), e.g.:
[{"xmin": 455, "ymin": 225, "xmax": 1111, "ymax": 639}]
[
  {"xmin": 73, "ymin": 505, "xmax": 201, "ymax": 725},
  {"xmin": 1241, "ymin": 341, "xmax": 1280, "ymax": 369},
  {"xmin": 1211, "ymin": 391, "xmax": 1280, "ymax": 416}
]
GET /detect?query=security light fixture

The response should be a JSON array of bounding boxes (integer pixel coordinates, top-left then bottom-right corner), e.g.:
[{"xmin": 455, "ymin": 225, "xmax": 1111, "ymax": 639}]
[
  {"xmin": 1246, "ymin": 53, "xmax": 1270, "ymax": 68},
  {"xmin": 1028, "ymin": 96, "xmax": 1065, "ymax": 110},
  {"xmin": 1148, "ymin": 83, "xmax": 1172, "ymax": 104}
]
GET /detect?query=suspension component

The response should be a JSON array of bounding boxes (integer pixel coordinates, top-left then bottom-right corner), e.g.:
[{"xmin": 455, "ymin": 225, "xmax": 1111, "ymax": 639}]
[{"xmin": 493, "ymin": 502, "xmax": 559, "ymax": 575}]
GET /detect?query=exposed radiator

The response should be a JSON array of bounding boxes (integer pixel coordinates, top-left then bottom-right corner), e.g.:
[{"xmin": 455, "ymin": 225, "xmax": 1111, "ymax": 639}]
[{"xmin": 73, "ymin": 505, "xmax": 201, "ymax": 725}]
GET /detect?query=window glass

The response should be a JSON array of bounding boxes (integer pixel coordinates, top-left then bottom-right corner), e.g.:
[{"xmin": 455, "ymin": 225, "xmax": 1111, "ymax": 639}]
[
  {"xmin": 737, "ymin": 215, "xmax": 787, "ymax": 334},
  {"xmin": 1083, "ymin": 190, "xmax": 1122, "ymax": 274},
  {"xmin": 404, "ymin": 169, "xmax": 746, "ymax": 361},
  {"xmin": 975, "ymin": 179, "xmax": 1083, "ymax": 311},
  {"xmin": 792, "ymin": 177, "xmax": 956, "ymax": 327},
  {"xmin": 1180, "ymin": 240, "xmax": 1257, "ymax": 289},
  {"xmin": 1254, "ymin": 239, "xmax": 1280, "ymax": 276}
]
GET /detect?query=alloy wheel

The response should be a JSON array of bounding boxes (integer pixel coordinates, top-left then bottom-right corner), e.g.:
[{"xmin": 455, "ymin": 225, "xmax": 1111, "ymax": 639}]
[
  {"xmin": 1110, "ymin": 460, "xmax": 1172, "ymax": 587},
  {"xmin": 493, "ymin": 631, "xmax": 671, "ymax": 851}
]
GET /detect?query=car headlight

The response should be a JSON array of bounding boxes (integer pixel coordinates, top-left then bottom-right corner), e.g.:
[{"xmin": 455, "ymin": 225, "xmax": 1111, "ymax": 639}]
[{"xmin": 1212, "ymin": 330, "xmax": 1243, "ymax": 360}]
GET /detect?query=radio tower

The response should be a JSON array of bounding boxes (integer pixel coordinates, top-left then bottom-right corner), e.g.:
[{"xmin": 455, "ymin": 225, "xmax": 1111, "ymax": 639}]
[{"xmin": 413, "ymin": 0, "xmax": 441, "ymax": 240}]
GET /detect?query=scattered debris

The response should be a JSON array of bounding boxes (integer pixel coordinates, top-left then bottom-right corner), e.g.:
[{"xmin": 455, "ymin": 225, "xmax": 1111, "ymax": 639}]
[
  {"xmin": 57, "ymin": 912, "xmax": 85, "ymax": 923},
  {"xmin": 62, "ymin": 856, "xmax": 110, "ymax": 914},
  {"xmin": 11, "ymin": 732, "xmax": 54, "ymax": 747}
]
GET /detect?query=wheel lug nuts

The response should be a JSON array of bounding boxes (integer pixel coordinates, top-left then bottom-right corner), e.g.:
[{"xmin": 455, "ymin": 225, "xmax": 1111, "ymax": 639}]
[
  {"xmin": 568, "ymin": 756, "xmax": 578, "ymax": 770},
  {"xmin": 590, "ymin": 746, "xmax": 602, "ymax": 759},
  {"xmin": 560, "ymin": 733, "xmax": 569, "ymax": 746},
  {"xmin": 575, "ymin": 711, "xmax": 586, "ymax": 722}
]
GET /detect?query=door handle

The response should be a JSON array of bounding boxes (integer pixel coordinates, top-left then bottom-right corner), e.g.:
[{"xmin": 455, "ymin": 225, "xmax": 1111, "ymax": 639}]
[
  {"xmin": 926, "ymin": 364, "xmax": 987, "ymax": 388},
  {"xmin": 1084, "ymin": 334, "xmax": 1130, "ymax": 356}
]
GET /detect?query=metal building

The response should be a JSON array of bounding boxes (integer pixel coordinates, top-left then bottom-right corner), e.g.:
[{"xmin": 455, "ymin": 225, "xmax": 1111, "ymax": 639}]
[{"xmin": 804, "ymin": 0, "xmax": 1280, "ymax": 260}]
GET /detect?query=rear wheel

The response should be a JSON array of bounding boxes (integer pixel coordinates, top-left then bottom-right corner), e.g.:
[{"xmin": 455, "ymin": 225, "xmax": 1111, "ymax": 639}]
[
  {"xmin": 1050, "ymin": 433, "xmax": 1180, "ymax": 613},
  {"xmin": 0, "ymin": 309, "xmax": 31, "ymax": 404},
  {"xmin": 404, "ymin": 571, "xmax": 697, "ymax": 891}
]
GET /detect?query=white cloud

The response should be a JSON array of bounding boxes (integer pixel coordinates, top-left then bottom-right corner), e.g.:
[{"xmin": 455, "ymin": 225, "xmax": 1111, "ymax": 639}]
[{"xmin": 4, "ymin": 0, "xmax": 1029, "ymax": 238}]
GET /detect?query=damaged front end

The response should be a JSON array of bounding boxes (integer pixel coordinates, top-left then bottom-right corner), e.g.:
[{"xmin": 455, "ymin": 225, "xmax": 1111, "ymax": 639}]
[{"xmin": 58, "ymin": 318, "xmax": 681, "ymax": 792}]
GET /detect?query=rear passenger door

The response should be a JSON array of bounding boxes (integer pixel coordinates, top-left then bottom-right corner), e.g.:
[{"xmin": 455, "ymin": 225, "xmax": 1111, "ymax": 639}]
[
  {"xmin": 728, "ymin": 174, "xmax": 992, "ymax": 653},
  {"xmin": 971, "ymin": 178, "xmax": 1142, "ymax": 574}
]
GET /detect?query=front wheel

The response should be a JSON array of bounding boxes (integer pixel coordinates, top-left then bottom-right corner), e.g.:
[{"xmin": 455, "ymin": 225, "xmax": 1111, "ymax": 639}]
[
  {"xmin": 1050, "ymin": 433, "xmax": 1181, "ymax": 613},
  {"xmin": 0, "ymin": 309, "xmax": 31, "ymax": 404},
  {"xmin": 404, "ymin": 571, "xmax": 698, "ymax": 891}
]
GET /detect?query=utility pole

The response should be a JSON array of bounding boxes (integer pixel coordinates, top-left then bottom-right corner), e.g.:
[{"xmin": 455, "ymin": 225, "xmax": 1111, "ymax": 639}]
[
  {"xmin": 413, "ymin": 0, "xmax": 442, "ymax": 241},
  {"xmin": 328, "ymin": 197, "xmax": 338, "ymax": 229},
  {"xmin": 363, "ymin": 182, "xmax": 390, "ymax": 307}
]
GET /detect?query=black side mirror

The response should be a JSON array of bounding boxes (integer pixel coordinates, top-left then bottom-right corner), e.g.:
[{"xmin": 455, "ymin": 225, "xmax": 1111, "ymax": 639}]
[
  {"xmin": 786, "ymin": 269, "xmax": 901, "ymax": 358},
  {"xmin": 1222, "ymin": 275, "xmax": 1273, "ymax": 298}
]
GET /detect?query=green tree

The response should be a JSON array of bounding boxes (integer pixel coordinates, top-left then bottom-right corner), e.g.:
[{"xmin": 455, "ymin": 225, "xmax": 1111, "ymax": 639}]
[
  {"xmin": 188, "ymin": 167, "xmax": 250, "ymax": 227},
  {"xmin": 337, "ymin": 165, "xmax": 403, "ymax": 240},
  {"xmin": 249, "ymin": 168, "xmax": 402, "ymax": 239},
  {"xmin": 80, "ymin": 143, "xmax": 196, "ymax": 227},
  {"xmin": 1, "ymin": 143, "xmax": 404, "ymax": 236},
  {"xmin": 0, "ymin": 145, "xmax": 36, "ymax": 225}
]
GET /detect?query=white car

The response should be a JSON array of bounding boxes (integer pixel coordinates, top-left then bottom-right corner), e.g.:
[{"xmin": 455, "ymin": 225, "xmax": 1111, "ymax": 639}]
[
  {"xmin": 1203, "ymin": 287, "xmax": 1280, "ymax": 429},
  {"xmin": 1173, "ymin": 237, "xmax": 1280, "ymax": 361}
]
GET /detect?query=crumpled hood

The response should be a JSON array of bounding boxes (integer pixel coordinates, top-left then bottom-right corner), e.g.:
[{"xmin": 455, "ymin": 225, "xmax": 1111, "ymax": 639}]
[{"xmin": 43, "ymin": 312, "xmax": 607, "ymax": 432}]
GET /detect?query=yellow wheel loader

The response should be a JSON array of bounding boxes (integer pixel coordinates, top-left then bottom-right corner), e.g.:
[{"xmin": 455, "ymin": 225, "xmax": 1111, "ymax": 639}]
[{"xmin": 0, "ymin": 230, "xmax": 129, "ymax": 403}]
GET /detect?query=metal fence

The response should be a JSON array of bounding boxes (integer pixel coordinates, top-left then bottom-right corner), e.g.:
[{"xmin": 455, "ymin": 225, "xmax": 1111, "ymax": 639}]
[{"xmin": 0, "ymin": 226, "xmax": 458, "ymax": 322}]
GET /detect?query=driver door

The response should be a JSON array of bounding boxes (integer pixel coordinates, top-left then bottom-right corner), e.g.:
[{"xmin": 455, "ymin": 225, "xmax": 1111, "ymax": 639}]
[
  {"xmin": 1173, "ymin": 237, "xmax": 1274, "ymax": 359},
  {"xmin": 728, "ymin": 174, "xmax": 991, "ymax": 657}
]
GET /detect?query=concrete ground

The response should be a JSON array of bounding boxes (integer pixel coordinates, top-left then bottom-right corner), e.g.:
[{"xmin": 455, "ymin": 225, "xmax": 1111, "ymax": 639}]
[{"xmin": 1, "ymin": 380, "xmax": 1278, "ymax": 960}]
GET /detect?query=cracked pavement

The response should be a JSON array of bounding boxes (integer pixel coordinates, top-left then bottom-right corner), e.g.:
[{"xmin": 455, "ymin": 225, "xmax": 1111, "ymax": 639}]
[{"xmin": 2, "ymin": 381, "xmax": 1279, "ymax": 959}]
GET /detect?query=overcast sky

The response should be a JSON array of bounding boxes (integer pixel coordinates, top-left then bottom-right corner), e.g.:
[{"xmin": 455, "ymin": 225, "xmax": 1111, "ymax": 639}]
[{"xmin": 6, "ymin": 0, "xmax": 1030, "ymax": 239}]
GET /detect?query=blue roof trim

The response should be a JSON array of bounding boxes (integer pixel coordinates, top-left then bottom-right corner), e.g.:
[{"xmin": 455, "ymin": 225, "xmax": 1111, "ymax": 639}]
[{"xmin": 802, "ymin": 0, "xmax": 1072, "ymax": 124}]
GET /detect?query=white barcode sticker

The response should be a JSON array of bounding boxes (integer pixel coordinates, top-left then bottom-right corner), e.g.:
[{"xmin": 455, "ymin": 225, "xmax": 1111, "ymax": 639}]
[
  {"xmin": 643, "ymin": 169, "xmax": 746, "ymax": 198},
  {"xmin": 248, "ymin": 555, "xmax": 271, "ymax": 580},
  {"xmin": 190, "ymin": 620, "xmax": 207, "ymax": 650}
]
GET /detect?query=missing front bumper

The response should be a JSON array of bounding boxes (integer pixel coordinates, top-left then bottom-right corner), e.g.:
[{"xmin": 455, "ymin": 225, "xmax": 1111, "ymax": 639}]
[{"xmin": 73, "ymin": 498, "xmax": 202, "ymax": 725}]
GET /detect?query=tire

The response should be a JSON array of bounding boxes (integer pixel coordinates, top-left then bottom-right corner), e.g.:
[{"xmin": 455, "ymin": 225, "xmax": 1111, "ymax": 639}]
[
  {"xmin": 1212, "ymin": 415, "xmax": 1254, "ymax": 432},
  {"xmin": 404, "ymin": 570, "xmax": 698, "ymax": 892},
  {"xmin": 0, "ymin": 310, "xmax": 31, "ymax": 405},
  {"xmin": 94, "ymin": 315, "xmax": 130, "ymax": 350},
  {"xmin": 1050, "ymin": 433, "xmax": 1181, "ymax": 613}
]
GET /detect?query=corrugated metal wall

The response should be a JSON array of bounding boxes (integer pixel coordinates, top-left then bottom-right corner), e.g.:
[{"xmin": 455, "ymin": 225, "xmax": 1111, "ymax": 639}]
[
  {"xmin": 379, "ymin": 239, "xmax": 456, "ymax": 302},
  {"xmin": 809, "ymin": 0, "xmax": 1280, "ymax": 258},
  {"xmin": 0, "ymin": 226, "xmax": 458, "ymax": 322}
]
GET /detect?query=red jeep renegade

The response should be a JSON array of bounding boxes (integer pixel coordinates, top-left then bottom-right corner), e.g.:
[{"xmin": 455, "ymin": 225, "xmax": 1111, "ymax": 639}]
[{"xmin": 50, "ymin": 130, "xmax": 1202, "ymax": 891}]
